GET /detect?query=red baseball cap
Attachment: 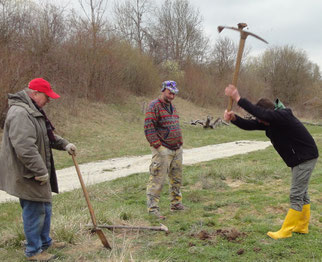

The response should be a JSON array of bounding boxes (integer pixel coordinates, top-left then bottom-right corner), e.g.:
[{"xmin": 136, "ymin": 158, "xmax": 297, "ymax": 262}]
[{"xmin": 28, "ymin": 78, "xmax": 60, "ymax": 99}]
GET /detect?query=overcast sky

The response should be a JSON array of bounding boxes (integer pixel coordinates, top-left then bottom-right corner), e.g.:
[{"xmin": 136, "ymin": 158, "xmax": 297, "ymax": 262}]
[
  {"xmin": 48, "ymin": 0, "xmax": 322, "ymax": 70},
  {"xmin": 189, "ymin": 0, "xmax": 322, "ymax": 70}
]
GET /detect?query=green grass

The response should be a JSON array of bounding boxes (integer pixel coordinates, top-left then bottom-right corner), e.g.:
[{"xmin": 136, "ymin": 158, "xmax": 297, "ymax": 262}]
[{"xmin": 0, "ymin": 97, "xmax": 322, "ymax": 261}]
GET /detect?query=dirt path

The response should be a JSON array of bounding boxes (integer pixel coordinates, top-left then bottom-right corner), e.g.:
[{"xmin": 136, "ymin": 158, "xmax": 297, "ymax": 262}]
[{"xmin": 0, "ymin": 140, "xmax": 271, "ymax": 203}]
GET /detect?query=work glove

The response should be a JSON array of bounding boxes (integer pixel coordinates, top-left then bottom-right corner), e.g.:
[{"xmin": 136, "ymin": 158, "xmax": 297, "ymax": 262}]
[
  {"xmin": 35, "ymin": 173, "xmax": 49, "ymax": 185},
  {"xmin": 65, "ymin": 143, "xmax": 77, "ymax": 155}
]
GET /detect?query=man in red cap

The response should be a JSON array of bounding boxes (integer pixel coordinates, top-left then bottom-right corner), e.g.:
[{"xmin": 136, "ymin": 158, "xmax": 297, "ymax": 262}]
[{"xmin": 0, "ymin": 78, "xmax": 77, "ymax": 261}]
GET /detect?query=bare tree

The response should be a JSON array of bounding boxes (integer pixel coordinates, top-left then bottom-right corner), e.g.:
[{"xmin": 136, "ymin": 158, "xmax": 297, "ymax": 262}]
[
  {"xmin": 209, "ymin": 37, "xmax": 236, "ymax": 80},
  {"xmin": 62, "ymin": 0, "xmax": 111, "ymax": 99},
  {"xmin": 0, "ymin": 0, "xmax": 30, "ymax": 47},
  {"xmin": 75, "ymin": 0, "xmax": 109, "ymax": 47},
  {"xmin": 310, "ymin": 63, "xmax": 321, "ymax": 81},
  {"xmin": 113, "ymin": 0, "xmax": 154, "ymax": 52},
  {"xmin": 24, "ymin": 3, "xmax": 66, "ymax": 57},
  {"xmin": 257, "ymin": 45, "xmax": 318, "ymax": 104},
  {"xmin": 0, "ymin": 0, "xmax": 34, "ymax": 126},
  {"xmin": 152, "ymin": 0, "xmax": 209, "ymax": 64}
]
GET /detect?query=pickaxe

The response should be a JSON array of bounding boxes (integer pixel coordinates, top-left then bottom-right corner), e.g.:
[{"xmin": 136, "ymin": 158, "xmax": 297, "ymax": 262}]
[{"xmin": 218, "ymin": 23, "xmax": 268, "ymax": 111}]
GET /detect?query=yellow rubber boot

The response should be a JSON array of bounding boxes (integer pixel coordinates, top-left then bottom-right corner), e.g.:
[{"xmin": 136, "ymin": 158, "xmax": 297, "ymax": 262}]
[
  {"xmin": 292, "ymin": 204, "xmax": 310, "ymax": 234},
  {"xmin": 267, "ymin": 208, "xmax": 301, "ymax": 240}
]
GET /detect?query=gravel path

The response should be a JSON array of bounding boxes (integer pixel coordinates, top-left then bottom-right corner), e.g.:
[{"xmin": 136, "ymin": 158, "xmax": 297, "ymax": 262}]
[{"xmin": 0, "ymin": 140, "xmax": 271, "ymax": 203}]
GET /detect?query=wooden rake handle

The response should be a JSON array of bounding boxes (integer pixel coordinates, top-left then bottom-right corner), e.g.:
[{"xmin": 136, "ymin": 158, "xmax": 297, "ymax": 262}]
[{"xmin": 71, "ymin": 154, "xmax": 111, "ymax": 249}]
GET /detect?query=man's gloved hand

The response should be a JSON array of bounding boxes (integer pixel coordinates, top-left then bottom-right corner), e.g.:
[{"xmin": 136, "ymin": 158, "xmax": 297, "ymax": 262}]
[
  {"xmin": 35, "ymin": 173, "xmax": 49, "ymax": 185},
  {"xmin": 65, "ymin": 143, "xmax": 77, "ymax": 155}
]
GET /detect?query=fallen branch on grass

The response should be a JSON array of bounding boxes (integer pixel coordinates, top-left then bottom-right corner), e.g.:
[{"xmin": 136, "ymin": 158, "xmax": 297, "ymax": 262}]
[{"xmin": 189, "ymin": 116, "xmax": 229, "ymax": 129}]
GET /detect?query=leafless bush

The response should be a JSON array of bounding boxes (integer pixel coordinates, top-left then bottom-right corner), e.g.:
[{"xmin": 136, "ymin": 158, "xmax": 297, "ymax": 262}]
[
  {"xmin": 181, "ymin": 62, "xmax": 221, "ymax": 107},
  {"xmin": 257, "ymin": 45, "xmax": 318, "ymax": 105},
  {"xmin": 113, "ymin": 0, "xmax": 154, "ymax": 53},
  {"xmin": 209, "ymin": 37, "xmax": 236, "ymax": 81},
  {"xmin": 1, "ymin": 0, "xmax": 321, "ymax": 128},
  {"xmin": 152, "ymin": 0, "xmax": 209, "ymax": 65}
]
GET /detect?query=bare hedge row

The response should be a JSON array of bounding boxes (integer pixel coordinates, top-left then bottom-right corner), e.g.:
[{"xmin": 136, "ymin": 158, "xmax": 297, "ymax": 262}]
[{"xmin": 1, "ymin": 0, "xmax": 321, "ymax": 125}]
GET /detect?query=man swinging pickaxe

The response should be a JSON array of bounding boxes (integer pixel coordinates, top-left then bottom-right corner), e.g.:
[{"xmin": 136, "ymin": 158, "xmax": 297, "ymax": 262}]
[{"xmin": 218, "ymin": 23, "xmax": 268, "ymax": 111}]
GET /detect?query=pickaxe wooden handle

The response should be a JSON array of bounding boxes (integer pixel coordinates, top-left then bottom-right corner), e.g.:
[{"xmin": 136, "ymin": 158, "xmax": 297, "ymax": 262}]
[
  {"xmin": 229, "ymin": 33, "xmax": 246, "ymax": 111},
  {"xmin": 87, "ymin": 223, "xmax": 169, "ymax": 232},
  {"xmin": 218, "ymin": 23, "xmax": 268, "ymax": 111},
  {"xmin": 72, "ymin": 154, "xmax": 112, "ymax": 249}
]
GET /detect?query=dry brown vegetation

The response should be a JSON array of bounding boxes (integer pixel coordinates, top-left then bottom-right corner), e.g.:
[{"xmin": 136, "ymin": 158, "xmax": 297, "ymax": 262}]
[{"xmin": 1, "ymin": 0, "xmax": 322, "ymax": 128}]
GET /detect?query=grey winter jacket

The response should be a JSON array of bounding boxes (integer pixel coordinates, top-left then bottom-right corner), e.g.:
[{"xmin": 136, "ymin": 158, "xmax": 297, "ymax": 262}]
[{"xmin": 0, "ymin": 90, "xmax": 69, "ymax": 202}]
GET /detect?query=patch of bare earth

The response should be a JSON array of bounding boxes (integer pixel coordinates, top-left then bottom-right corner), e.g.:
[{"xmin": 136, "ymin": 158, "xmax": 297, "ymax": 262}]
[
  {"xmin": 190, "ymin": 181, "xmax": 203, "ymax": 190},
  {"xmin": 190, "ymin": 228, "xmax": 251, "ymax": 256},
  {"xmin": 224, "ymin": 179, "xmax": 245, "ymax": 188},
  {"xmin": 192, "ymin": 228, "xmax": 247, "ymax": 242}
]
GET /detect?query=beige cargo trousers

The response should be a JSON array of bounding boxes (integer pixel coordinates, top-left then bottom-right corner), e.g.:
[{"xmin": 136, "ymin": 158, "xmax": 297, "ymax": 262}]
[{"xmin": 146, "ymin": 146, "xmax": 183, "ymax": 213}]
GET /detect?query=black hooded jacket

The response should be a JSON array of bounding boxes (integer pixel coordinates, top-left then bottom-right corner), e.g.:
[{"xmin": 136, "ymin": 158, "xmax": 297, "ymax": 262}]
[{"xmin": 232, "ymin": 98, "xmax": 319, "ymax": 167}]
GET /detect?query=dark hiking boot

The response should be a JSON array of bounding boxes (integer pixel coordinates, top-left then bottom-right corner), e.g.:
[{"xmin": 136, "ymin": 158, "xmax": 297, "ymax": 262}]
[{"xmin": 170, "ymin": 203, "xmax": 185, "ymax": 211}]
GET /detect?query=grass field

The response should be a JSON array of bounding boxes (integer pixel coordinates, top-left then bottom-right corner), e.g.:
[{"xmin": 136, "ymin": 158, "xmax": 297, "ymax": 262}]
[{"xmin": 0, "ymin": 97, "xmax": 321, "ymax": 261}]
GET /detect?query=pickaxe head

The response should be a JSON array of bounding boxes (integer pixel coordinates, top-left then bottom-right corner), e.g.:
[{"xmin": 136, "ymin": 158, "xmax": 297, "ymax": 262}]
[{"xmin": 217, "ymin": 23, "xmax": 268, "ymax": 44}]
